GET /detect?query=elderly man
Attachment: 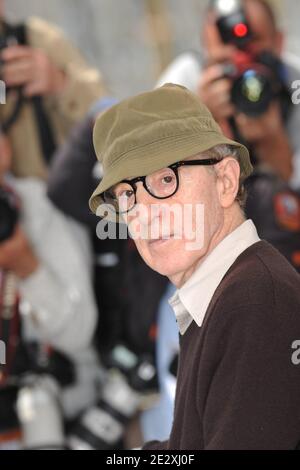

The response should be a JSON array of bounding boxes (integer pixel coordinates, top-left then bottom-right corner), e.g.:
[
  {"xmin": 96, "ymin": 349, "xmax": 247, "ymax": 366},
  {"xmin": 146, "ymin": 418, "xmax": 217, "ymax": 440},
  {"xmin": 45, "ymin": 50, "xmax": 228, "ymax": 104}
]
[{"xmin": 89, "ymin": 84, "xmax": 300, "ymax": 450}]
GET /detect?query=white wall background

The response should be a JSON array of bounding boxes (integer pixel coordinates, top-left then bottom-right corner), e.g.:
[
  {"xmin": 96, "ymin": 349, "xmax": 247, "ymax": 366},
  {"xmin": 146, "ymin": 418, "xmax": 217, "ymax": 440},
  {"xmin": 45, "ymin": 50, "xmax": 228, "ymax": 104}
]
[{"xmin": 4, "ymin": 0, "xmax": 300, "ymax": 99}]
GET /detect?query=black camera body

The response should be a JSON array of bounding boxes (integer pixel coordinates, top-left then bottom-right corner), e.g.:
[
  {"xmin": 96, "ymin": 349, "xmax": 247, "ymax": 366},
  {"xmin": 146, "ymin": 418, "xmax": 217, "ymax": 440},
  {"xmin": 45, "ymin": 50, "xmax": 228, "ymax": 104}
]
[
  {"xmin": 212, "ymin": 0, "xmax": 290, "ymax": 117},
  {"xmin": 223, "ymin": 50, "xmax": 289, "ymax": 117},
  {"xmin": 0, "ymin": 21, "xmax": 26, "ymax": 79},
  {"xmin": 215, "ymin": 0, "xmax": 252, "ymax": 48},
  {"xmin": 0, "ymin": 186, "xmax": 19, "ymax": 243},
  {"xmin": 68, "ymin": 344, "xmax": 158, "ymax": 450}
]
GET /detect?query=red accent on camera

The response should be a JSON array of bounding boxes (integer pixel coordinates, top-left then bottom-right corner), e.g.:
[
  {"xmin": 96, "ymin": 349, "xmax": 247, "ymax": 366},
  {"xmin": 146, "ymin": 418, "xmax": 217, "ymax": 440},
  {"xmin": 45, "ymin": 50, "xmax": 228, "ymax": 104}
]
[{"xmin": 233, "ymin": 23, "xmax": 248, "ymax": 38}]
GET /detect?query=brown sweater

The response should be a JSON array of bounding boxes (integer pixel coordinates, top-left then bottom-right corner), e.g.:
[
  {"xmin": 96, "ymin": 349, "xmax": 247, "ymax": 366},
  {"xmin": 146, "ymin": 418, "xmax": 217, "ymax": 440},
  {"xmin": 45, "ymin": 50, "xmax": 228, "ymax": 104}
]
[{"xmin": 144, "ymin": 241, "xmax": 300, "ymax": 450}]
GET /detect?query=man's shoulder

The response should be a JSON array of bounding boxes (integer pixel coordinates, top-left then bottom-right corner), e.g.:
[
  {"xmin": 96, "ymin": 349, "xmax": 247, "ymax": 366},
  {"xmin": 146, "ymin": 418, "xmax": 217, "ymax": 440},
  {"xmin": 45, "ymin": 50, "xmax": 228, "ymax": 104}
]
[
  {"xmin": 214, "ymin": 241, "xmax": 300, "ymax": 312},
  {"xmin": 199, "ymin": 241, "xmax": 300, "ymax": 342},
  {"xmin": 233, "ymin": 239, "xmax": 300, "ymax": 281}
]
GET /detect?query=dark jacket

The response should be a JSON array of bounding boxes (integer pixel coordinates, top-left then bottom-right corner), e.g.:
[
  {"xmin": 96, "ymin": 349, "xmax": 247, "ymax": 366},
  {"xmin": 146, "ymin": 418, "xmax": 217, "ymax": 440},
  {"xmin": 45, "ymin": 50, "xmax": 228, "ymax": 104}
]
[{"xmin": 144, "ymin": 241, "xmax": 300, "ymax": 450}]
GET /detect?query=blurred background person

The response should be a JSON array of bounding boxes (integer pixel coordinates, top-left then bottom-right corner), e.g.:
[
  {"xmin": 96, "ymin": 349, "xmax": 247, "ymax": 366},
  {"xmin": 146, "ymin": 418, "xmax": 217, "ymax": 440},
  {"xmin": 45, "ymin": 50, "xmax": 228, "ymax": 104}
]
[
  {"xmin": 47, "ymin": 98, "xmax": 170, "ymax": 449},
  {"xmin": 157, "ymin": 0, "xmax": 300, "ymax": 273},
  {"xmin": 158, "ymin": 0, "xmax": 295, "ymax": 182},
  {"xmin": 0, "ymin": 0, "xmax": 105, "ymax": 179},
  {"xmin": 0, "ymin": 130, "xmax": 99, "ymax": 449},
  {"xmin": 0, "ymin": 0, "xmax": 106, "ymax": 448}
]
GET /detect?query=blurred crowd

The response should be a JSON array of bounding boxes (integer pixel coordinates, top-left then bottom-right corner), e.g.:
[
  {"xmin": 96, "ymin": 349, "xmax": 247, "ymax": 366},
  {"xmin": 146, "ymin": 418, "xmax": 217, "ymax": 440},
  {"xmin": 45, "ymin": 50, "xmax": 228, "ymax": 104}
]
[{"xmin": 0, "ymin": 0, "xmax": 300, "ymax": 450}]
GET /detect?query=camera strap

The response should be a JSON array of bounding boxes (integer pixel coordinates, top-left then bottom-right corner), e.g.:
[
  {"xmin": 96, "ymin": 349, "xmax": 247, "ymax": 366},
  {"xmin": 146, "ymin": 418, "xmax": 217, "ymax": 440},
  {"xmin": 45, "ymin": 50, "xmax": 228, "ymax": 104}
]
[
  {"xmin": 0, "ymin": 270, "xmax": 20, "ymax": 387},
  {"xmin": 31, "ymin": 95, "xmax": 57, "ymax": 164},
  {"xmin": 20, "ymin": 22, "xmax": 57, "ymax": 164},
  {"xmin": 1, "ymin": 22, "xmax": 57, "ymax": 164}
]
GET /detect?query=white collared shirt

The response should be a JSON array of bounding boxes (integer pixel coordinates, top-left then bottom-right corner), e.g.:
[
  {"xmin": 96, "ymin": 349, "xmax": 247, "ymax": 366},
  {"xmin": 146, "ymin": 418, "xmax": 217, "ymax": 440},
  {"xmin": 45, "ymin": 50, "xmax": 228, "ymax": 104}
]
[{"xmin": 169, "ymin": 219, "xmax": 261, "ymax": 335}]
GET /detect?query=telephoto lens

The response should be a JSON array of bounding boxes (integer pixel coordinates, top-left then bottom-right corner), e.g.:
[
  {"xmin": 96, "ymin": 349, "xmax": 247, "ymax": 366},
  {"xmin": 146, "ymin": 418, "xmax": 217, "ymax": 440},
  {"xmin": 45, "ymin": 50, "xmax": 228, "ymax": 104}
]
[
  {"xmin": 16, "ymin": 375, "xmax": 66, "ymax": 450},
  {"xmin": 230, "ymin": 62, "xmax": 274, "ymax": 116},
  {"xmin": 67, "ymin": 345, "xmax": 159, "ymax": 450}
]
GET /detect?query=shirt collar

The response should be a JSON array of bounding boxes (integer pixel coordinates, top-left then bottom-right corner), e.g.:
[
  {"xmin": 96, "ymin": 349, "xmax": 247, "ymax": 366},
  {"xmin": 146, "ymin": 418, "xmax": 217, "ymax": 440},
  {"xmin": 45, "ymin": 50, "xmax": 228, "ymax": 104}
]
[{"xmin": 169, "ymin": 219, "xmax": 260, "ymax": 335}]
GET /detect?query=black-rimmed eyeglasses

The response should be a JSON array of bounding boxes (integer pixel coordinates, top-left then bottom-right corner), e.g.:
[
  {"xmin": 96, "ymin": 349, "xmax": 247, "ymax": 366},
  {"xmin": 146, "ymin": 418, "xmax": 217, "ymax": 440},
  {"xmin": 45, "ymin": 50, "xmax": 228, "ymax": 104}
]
[{"xmin": 103, "ymin": 158, "xmax": 221, "ymax": 214}]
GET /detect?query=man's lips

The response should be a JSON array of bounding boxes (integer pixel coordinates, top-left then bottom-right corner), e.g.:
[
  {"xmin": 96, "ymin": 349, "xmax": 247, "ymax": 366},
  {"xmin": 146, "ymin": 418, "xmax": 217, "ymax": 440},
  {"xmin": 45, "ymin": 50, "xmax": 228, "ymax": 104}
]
[{"xmin": 148, "ymin": 235, "xmax": 177, "ymax": 245}]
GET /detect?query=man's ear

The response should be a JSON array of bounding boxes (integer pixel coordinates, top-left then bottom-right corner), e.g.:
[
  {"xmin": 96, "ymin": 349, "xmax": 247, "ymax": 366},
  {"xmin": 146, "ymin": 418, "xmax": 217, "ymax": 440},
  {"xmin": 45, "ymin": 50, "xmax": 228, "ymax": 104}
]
[{"xmin": 215, "ymin": 157, "xmax": 240, "ymax": 209}]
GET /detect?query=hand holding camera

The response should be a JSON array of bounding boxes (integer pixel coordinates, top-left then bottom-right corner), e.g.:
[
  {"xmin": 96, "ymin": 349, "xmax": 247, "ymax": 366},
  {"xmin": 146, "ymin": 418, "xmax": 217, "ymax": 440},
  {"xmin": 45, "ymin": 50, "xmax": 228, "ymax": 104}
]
[
  {"xmin": 0, "ymin": 133, "xmax": 38, "ymax": 278},
  {"xmin": 198, "ymin": 0, "xmax": 293, "ymax": 180},
  {"xmin": 1, "ymin": 45, "xmax": 67, "ymax": 97},
  {"xmin": 198, "ymin": 63, "xmax": 235, "ymax": 122}
]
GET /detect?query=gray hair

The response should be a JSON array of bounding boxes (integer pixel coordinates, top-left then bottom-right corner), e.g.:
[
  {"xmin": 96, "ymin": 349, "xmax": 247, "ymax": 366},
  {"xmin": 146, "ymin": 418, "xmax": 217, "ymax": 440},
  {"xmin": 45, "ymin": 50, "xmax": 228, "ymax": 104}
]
[{"xmin": 202, "ymin": 144, "xmax": 248, "ymax": 208}]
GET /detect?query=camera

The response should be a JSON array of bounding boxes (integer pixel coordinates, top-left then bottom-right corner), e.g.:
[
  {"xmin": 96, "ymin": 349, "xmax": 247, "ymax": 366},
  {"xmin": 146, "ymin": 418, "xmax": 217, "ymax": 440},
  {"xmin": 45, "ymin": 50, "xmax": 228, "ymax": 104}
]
[
  {"xmin": 68, "ymin": 344, "xmax": 159, "ymax": 450},
  {"xmin": 16, "ymin": 374, "xmax": 65, "ymax": 450},
  {"xmin": 211, "ymin": 0, "xmax": 290, "ymax": 117},
  {"xmin": 0, "ymin": 343, "xmax": 75, "ymax": 449},
  {"xmin": 0, "ymin": 20, "xmax": 56, "ymax": 160},
  {"xmin": 213, "ymin": 0, "xmax": 252, "ymax": 48},
  {"xmin": 223, "ymin": 50, "xmax": 289, "ymax": 117},
  {"xmin": 0, "ymin": 186, "xmax": 19, "ymax": 243}
]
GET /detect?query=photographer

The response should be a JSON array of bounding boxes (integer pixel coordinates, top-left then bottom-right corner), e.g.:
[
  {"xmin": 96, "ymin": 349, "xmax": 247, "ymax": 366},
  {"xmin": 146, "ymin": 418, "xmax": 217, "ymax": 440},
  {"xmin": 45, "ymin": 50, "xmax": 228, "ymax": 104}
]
[
  {"xmin": 0, "ymin": 0, "xmax": 105, "ymax": 178},
  {"xmin": 158, "ymin": 0, "xmax": 298, "ymax": 182},
  {"xmin": 0, "ymin": 131, "xmax": 97, "ymax": 352},
  {"xmin": 157, "ymin": 0, "xmax": 300, "ymax": 272},
  {"xmin": 47, "ymin": 99, "xmax": 169, "ymax": 449},
  {"xmin": 0, "ymin": 131, "xmax": 99, "ymax": 447}
]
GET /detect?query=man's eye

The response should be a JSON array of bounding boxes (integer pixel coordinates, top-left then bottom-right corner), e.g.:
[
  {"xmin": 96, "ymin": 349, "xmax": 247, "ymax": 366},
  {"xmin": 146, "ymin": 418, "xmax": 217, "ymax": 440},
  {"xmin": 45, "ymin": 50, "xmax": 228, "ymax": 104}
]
[
  {"xmin": 162, "ymin": 175, "xmax": 174, "ymax": 184},
  {"xmin": 119, "ymin": 190, "xmax": 133, "ymax": 199}
]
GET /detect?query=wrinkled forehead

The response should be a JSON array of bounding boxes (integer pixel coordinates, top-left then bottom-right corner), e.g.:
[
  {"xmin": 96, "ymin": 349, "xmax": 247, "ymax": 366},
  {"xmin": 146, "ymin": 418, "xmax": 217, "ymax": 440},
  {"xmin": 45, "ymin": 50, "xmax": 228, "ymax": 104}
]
[{"xmin": 116, "ymin": 152, "xmax": 212, "ymax": 183}]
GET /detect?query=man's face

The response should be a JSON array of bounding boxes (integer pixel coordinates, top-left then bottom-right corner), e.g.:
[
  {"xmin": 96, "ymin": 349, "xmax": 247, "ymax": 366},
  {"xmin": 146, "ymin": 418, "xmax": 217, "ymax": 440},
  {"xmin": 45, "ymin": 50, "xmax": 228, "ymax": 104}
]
[
  {"xmin": 122, "ymin": 161, "xmax": 225, "ymax": 286},
  {"xmin": 203, "ymin": 0, "xmax": 284, "ymax": 63}
]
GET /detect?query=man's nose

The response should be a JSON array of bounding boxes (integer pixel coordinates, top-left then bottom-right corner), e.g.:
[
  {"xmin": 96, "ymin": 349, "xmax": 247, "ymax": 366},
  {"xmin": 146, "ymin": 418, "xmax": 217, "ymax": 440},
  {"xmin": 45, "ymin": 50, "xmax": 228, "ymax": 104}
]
[
  {"xmin": 126, "ymin": 182, "xmax": 169, "ymax": 231},
  {"xmin": 134, "ymin": 183, "xmax": 159, "ymax": 223}
]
